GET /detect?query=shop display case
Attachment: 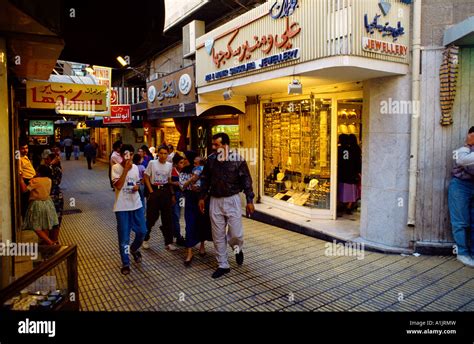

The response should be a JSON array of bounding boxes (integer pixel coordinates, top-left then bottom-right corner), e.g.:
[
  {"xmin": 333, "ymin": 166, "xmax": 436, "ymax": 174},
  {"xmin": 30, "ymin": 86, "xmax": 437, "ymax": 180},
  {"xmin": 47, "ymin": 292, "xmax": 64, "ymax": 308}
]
[
  {"xmin": 0, "ymin": 245, "xmax": 79, "ymax": 311},
  {"xmin": 263, "ymin": 98, "xmax": 332, "ymax": 209},
  {"xmin": 211, "ymin": 124, "xmax": 240, "ymax": 149}
]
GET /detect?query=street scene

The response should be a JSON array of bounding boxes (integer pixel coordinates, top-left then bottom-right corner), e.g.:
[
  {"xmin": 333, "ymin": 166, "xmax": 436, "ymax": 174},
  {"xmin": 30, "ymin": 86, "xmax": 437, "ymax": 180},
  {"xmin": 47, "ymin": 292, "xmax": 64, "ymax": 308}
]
[{"xmin": 0, "ymin": 0, "xmax": 474, "ymax": 341}]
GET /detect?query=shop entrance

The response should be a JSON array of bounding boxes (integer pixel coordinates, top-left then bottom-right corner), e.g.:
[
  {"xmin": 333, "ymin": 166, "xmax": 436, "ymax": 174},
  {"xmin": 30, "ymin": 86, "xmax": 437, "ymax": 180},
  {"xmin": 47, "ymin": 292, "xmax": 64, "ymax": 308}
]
[
  {"xmin": 192, "ymin": 116, "xmax": 239, "ymax": 157},
  {"xmin": 336, "ymin": 99, "xmax": 363, "ymax": 219}
]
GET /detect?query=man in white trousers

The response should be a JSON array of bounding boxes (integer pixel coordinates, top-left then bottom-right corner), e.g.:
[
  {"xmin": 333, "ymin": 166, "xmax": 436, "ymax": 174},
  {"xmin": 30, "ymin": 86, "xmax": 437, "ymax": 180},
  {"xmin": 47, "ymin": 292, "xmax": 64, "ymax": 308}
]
[{"xmin": 199, "ymin": 132, "xmax": 255, "ymax": 279}]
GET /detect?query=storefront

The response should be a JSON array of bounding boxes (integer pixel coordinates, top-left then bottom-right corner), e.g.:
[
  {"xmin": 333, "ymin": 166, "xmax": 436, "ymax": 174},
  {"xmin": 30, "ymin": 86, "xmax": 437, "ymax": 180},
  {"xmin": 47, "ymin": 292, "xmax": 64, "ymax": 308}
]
[
  {"xmin": 195, "ymin": 0, "xmax": 414, "ymax": 247},
  {"xmin": 146, "ymin": 65, "xmax": 198, "ymax": 152}
]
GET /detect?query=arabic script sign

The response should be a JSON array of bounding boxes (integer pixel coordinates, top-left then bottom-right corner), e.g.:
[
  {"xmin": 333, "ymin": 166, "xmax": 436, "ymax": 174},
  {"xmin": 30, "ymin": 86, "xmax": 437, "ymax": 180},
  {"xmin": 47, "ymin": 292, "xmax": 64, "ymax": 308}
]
[
  {"xmin": 29, "ymin": 120, "xmax": 54, "ymax": 136},
  {"xmin": 364, "ymin": 14, "xmax": 405, "ymax": 42},
  {"xmin": 26, "ymin": 81, "xmax": 107, "ymax": 111},
  {"xmin": 103, "ymin": 105, "xmax": 131, "ymax": 124},
  {"xmin": 270, "ymin": 0, "xmax": 298, "ymax": 19}
]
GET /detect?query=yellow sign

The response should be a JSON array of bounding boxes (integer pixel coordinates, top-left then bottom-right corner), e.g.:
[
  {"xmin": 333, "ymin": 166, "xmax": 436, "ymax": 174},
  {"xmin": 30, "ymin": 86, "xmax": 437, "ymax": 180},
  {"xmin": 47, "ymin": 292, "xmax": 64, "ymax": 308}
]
[{"xmin": 26, "ymin": 80, "xmax": 108, "ymax": 112}]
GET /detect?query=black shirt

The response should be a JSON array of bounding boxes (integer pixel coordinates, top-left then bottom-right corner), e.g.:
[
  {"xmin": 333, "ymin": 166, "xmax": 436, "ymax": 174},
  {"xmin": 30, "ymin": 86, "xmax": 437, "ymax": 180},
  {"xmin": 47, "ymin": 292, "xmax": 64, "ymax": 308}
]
[{"xmin": 200, "ymin": 151, "xmax": 254, "ymax": 203}]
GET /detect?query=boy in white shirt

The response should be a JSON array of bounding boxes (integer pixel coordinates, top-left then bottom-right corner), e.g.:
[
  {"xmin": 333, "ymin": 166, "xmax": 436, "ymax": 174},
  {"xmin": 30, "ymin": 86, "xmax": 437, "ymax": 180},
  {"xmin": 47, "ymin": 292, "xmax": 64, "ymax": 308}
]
[
  {"xmin": 143, "ymin": 145, "xmax": 177, "ymax": 250},
  {"xmin": 112, "ymin": 144, "xmax": 147, "ymax": 275}
]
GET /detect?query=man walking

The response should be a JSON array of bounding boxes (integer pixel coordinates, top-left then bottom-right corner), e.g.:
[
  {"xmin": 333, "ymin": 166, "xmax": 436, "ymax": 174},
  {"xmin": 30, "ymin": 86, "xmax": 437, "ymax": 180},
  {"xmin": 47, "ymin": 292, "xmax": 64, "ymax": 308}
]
[
  {"xmin": 63, "ymin": 136, "xmax": 73, "ymax": 160},
  {"xmin": 448, "ymin": 127, "xmax": 474, "ymax": 267},
  {"xmin": 111, "ymin": 144, "xmax": 147, "ymax": 275},
  {"xmin": 143, "ymin": 145, "xmax": 177, "ymax": 251},
  {"xmin": 83, "ymin": 140, "xmax": 96, "ymax": 170},
  {"xmin": 199, "ymin": 133, "xmax": 255, "ymax": 279}
]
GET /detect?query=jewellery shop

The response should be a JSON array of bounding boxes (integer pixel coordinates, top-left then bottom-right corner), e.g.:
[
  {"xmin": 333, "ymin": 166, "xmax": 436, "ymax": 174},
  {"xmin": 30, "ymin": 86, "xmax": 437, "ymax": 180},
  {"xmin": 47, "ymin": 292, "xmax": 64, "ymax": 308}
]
[{"xmin": 195, "ymin": 0, "xmax": 411, "ymax": 223}]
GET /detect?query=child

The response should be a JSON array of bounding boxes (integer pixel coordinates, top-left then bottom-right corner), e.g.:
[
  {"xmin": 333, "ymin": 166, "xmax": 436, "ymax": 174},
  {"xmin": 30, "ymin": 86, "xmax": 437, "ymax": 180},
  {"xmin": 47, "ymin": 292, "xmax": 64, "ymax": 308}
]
[
  {"xmin": 20, "ymin": 165, "xmax": 59, "ymax": 245},
  {"xmin": 170, "ymin": 154, "xmax": 186, "ymax": 246},
  {"xmin": 133, "ymin": 153, "xmax": 146, "ymax": 210}
]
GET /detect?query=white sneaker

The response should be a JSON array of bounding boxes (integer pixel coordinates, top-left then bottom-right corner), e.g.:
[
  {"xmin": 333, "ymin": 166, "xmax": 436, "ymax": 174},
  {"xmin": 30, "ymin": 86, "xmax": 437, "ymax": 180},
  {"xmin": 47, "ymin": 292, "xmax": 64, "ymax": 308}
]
[
  {"xmin": 457, "ymin": 255, "xmax": 474, "ymax": 268},
  {"xmin": 166, "ymin": 243, "xmax": 178, "ymax": 251},
  {"xmin": 142, "ymin": 240, "xmax": 150, "ymax": 250}
]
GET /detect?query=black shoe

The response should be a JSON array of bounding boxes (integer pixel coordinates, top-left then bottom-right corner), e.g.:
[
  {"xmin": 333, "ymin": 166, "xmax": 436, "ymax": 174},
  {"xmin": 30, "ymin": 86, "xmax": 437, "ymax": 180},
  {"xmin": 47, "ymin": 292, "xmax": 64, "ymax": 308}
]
[
  {"xmin": 184, "ymin": 256, "xmax": 193, "ymax": 267},
  {"xmin": 212, "ymin": 268, "xmax": 230, "ymax": 279},
  {"xmin": 176, "ymin": 236, "xmax": 186, "ymax": 246},
  {"xmin": 236, "ymin": 250, "xmax": 244, "ymax": 266},
  {"xmin": 121, "ymin": 266, "xmax": 130, "ymax": 275},
  {"xmin": 131, "ymin": 250, "xmax": 142, "ymax": 263}
]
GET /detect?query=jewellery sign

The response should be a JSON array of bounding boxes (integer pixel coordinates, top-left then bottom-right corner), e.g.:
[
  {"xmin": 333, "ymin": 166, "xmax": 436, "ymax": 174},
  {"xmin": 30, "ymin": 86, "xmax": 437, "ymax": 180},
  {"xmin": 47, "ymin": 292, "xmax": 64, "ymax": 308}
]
[
  {"xmin": 146, "ymin": 65, "xmax": 196, "ymax": 110},
  {"xmin": 200, "ymin": 0, "xmax": 302, "ymax": 84},
  {"xmin": 26, "ymin": 80, "xmax": 107, "ymax": 112},
  {"xmin": 362, "ymin": 1, "xmax": 410, "ymax": 58}
]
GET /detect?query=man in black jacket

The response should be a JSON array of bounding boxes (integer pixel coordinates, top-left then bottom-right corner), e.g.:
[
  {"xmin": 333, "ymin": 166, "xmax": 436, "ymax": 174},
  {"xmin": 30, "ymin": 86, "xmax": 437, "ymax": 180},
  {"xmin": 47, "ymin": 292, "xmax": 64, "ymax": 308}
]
[{"xmin": 199, "ymin": 133, "xmax": 255, "ymax": 278}]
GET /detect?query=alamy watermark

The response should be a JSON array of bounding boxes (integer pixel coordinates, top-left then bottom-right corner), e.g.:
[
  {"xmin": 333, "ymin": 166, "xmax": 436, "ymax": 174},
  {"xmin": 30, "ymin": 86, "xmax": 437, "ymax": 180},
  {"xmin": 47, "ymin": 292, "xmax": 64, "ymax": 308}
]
[
  {"xmin": 380, "ymin": 98, "xmax": 420, "ymax": 116},
  {"xmin": 0, "ymin": 240, "xmax": 38, "ymax": 260},
  {"xmin": 324, "ymin": 240, "xmax": 365, "ymax": 260},
  {"xmin": 55, "ymin": 99, "xmax": 96, "ymax": 114},
  {"xmin": 216, "ymin": 147, "xmax": 258, "ymax": 166}
]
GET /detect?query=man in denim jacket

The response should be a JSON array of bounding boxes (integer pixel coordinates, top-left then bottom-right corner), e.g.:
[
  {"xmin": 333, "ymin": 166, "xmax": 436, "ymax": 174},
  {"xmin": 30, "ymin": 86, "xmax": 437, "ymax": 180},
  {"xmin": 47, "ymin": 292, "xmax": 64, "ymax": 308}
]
[{"xmin": 448, "ymin": 127, "xmax": 474, "ymax": 267}]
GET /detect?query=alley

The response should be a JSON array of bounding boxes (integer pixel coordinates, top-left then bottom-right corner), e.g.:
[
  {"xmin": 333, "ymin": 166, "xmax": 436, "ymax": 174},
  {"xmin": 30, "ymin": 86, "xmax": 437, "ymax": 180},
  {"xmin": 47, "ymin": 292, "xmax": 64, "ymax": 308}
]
[{"xmin": 58, "ymin": 158, "xmax": 474, "ymax": 312}]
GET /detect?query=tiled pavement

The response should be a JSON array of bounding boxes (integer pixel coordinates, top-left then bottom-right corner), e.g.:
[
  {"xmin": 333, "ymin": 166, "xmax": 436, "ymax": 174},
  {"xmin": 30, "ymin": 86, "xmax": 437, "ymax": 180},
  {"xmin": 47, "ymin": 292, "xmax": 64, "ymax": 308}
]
[{"xmin": 58, "ymin": 157, "xmax": 474, "ymax": 312}]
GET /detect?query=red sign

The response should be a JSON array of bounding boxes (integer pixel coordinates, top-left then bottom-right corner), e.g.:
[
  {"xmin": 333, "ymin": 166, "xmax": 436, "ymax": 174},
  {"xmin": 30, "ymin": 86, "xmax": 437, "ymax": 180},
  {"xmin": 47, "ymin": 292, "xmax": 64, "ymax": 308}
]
[
  {"xmin": 111, "ymin": 90, "xmax": 118, "ymax": 105},
  {"xmin": 103, "ymin": 105, "xmax": 131, "ymax": 124}
]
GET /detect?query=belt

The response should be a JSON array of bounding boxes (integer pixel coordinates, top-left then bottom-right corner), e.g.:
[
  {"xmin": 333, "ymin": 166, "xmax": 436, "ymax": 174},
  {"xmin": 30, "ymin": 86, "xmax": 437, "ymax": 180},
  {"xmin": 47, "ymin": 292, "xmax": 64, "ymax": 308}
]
[{"xmin": 152, "ymin": 184, "xmax": 168, "ymax": 190}]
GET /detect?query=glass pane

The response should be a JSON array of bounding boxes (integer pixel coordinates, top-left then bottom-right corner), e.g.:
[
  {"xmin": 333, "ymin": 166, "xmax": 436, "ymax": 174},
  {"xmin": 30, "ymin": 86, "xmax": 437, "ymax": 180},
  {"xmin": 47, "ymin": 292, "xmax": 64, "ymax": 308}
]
[
  {"xmin": 211, "ymin": 125, "xmax": 240, "ymax": 150},
  {"xmin": 263, "ymin": 98, "xmax": 332, "ymax": 209}
]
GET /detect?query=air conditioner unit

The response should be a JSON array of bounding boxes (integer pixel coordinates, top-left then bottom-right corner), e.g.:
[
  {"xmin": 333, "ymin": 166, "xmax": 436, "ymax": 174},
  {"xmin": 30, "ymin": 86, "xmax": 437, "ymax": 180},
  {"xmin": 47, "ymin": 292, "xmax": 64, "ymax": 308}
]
[{"xmin": 183, "ymin": 20, "xmax": 205, "ymax": 58}]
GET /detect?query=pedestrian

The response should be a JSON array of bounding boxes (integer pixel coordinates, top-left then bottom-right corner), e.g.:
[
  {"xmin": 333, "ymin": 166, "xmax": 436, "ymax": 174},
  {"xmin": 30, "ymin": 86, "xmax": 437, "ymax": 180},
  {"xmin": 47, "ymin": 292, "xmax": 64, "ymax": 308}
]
[
  {"xmin": 31, "ymin": 139, "xmax": 43, "ymax": 169},
  {"xmin": 83, "ymin": 140, "xmax": 96, "ymax": 170},
  {"xmin": 180, "ymin": 152, "xmax": 212, "ymax": 266},
  {"xmin": 337, "ymin": 134, "xmax": 361, "ymax": 215},
  {"xmin": 143, "ymin": 145, "xmax": 177, "ymax": 251},
  {"xmin": 167, "ymin": 144, "xmax": 175, "ymax": 163},
  {"xmin": 109, "ymin": 140, "xmax": 122, "ymax": 191},
  {"xmin": 170, "ymin": 154, "xmax": 186, "ymax": 246},
  {"xmin": 19, "ymin": 165, "xmax": 59, "ymax": 245},
  {"xmin": 111, "ymin": 144, "xmax": 147, "ymax": 275},
  {"xmin": 73, "ymin": 136, "xmax": 80, "ymax": 160},
  {"xmin": 18, "ymin": 140, "xmax": 36, "ymax": 218},
  {"xmin": 133, "ymin": 153, "xmax": 146, "ymax": 214},
  {"xmin": 91, "ymin": 138, "xmax": 99, "ymax": 164},
  {"xmin": 199, "ymin": 133, "xmax": 255, "ymax": 278},
  {"xmin": 63, "ymin": 136, "xmax": 73, "ymax": 160},
  {"xmin": 139, "ymin": 145, "xmax": 153, "ymax": 168},
  {"xmin": 448, "ymin": 127, "xmax": 474, "ymax": 267},
  {"xmin": 45, "ymin": 153, "xmax": 64, "ymax": 244}
]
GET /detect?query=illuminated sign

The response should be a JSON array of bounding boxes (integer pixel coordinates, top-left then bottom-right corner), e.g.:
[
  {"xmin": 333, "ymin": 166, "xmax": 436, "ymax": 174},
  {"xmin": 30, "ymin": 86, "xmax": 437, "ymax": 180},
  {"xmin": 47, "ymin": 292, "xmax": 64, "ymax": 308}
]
[
  {"xmin": 206, "ymin": 48, "xmax": 300, "ymax": 82},
  {"xmin": 29, "ymin": 120, "xmax": 54, "ymax": 136},
  {"xmin": 103, "ymin": 105, "xmax": 131, "ymax": 124},
  {"xmin": 26, "ymin": 81, "xmax": 107, "ymax": 112}
]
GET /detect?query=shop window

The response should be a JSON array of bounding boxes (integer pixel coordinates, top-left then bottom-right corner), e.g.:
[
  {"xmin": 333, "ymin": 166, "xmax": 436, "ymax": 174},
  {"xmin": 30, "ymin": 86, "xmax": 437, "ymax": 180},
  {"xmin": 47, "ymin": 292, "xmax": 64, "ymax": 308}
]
[
  {"xmin": 211, "ymin": 125, "xmax": 240, "ymax": 150},
  {"xmin": 263, "ymin": 98, "xmax": 331, "ymax": 209}
]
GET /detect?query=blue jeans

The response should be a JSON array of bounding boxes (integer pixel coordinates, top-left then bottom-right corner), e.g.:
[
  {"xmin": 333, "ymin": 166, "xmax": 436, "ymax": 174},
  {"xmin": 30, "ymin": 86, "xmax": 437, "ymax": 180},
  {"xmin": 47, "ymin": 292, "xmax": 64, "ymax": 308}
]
[
  {"xmin": 448, "ymin": 178, "xmax": 474, "ymax": 256},
  {"xmin": 172, "ymin": 190, "xmax": 182, "ymax": 239},
  {"xmin": 115, "ymin": 207, "xmax": 147, "ymax": 266}
]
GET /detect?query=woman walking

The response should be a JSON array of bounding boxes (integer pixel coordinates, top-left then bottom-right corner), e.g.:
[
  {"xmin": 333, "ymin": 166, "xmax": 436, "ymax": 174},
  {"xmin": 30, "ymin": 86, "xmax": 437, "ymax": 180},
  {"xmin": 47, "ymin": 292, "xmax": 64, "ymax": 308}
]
[
  {"xmin": 45, "ymin": 153, "xmax": 64, "ymax": 244},
  {"xmin": 180, "ymin": 151, "xmax": 212, "ymax": 266}
]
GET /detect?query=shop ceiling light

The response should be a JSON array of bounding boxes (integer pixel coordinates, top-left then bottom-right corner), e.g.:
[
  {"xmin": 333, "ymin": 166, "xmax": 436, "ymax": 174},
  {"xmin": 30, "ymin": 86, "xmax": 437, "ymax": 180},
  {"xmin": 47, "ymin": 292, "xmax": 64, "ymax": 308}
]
[
  {"xmin": 116, "ymin": 56, "xmax": 128, "ymax": 67},
  {"xmin": 223, "ymin": 88, "xmax": 234, "ymax": 101},
  {"xmin": 85, "ymin": 66, "xmax": 94, "ymax": 74},
  {"xmin": 288, "ymin": 79, "xmax": 302, "ymax": 95}
]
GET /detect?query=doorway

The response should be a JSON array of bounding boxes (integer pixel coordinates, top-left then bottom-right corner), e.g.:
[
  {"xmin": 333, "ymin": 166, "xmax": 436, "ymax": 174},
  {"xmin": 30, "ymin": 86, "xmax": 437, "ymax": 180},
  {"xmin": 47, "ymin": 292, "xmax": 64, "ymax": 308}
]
[{"xmin": 336, "ymin": 99, "xmax": 362, "ymax": 219}]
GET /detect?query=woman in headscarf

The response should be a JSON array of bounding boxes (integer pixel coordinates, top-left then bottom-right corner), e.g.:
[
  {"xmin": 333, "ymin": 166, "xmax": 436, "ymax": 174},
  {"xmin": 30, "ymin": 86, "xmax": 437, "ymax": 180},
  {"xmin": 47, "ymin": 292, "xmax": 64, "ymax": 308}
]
[{"xmin": 179, "ymin": 151, "xmax": 213, "ymax": 266}]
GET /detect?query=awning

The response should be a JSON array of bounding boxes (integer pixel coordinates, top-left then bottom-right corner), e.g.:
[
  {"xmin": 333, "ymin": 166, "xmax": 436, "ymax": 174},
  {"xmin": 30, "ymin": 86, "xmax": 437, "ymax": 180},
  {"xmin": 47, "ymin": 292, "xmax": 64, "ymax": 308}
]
[
  {"xmin": 444, "ymin": 16, "xmax": 474, "ymax": 46},
  {"xmin": 196, "ymin": 94, "xmax": 247, "ymax": 116}
]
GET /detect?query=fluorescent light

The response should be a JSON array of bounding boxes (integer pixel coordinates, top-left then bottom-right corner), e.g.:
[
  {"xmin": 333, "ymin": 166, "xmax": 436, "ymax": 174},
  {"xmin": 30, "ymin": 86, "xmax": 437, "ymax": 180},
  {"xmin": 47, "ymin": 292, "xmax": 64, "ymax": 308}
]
[
  {"xmin": 85, "ymin": 66, "xmax": 94, "ymax": 74},
  {"xmin": 116, "ymin": 56, "xmax": 128, "ymax": 67}
]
